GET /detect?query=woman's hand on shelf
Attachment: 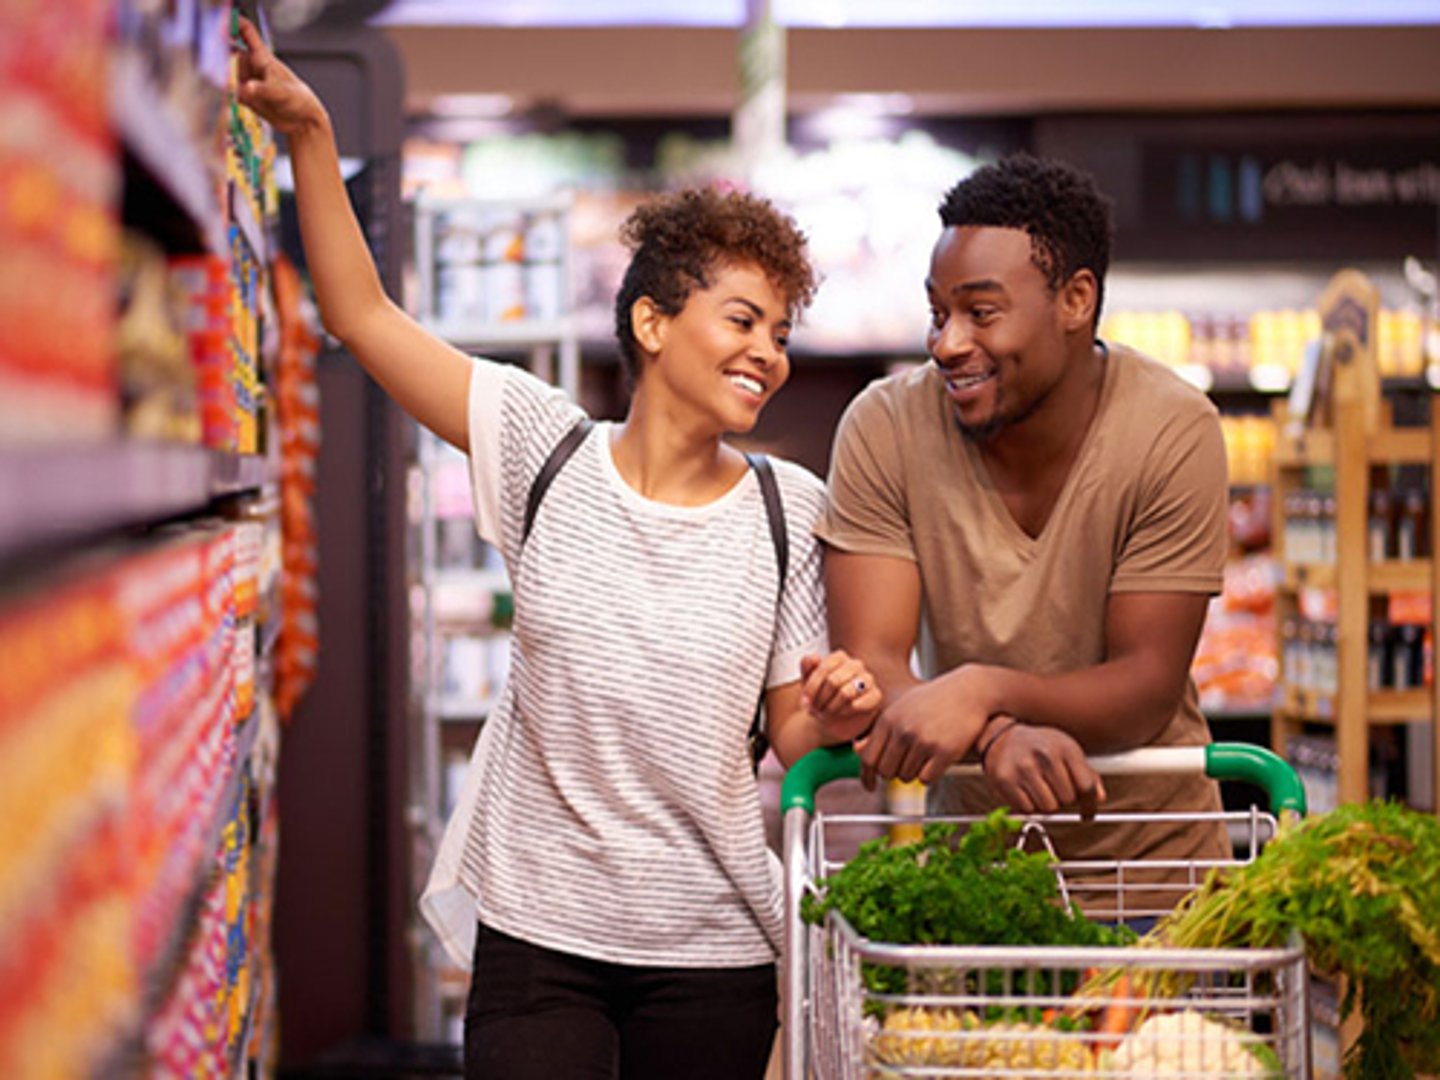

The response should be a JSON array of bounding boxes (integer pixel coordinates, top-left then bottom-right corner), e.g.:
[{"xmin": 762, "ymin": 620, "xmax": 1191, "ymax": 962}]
[{"xmin": 234, "ymin": 17, "xmax": 328, "ymax": 138}]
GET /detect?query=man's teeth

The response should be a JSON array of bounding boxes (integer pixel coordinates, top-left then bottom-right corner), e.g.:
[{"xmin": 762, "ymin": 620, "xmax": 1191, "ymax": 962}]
[
  {"xmin": 729, "ymin": 373, "xmax": 765, "ymax": 394},
  {"xmin": 949, "ymin": 372, "xmax": 991, "ymax": 390}
]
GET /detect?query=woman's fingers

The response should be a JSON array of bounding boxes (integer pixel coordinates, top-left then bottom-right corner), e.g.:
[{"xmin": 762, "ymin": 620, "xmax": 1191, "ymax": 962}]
[
  {"xmin": 236, "ymin": 15, "xmax": 269, "ymax": 62},
  {"xmin": 235, "ymin": 16, "xmax": 270, "ymax": 84},
  {"xmin": 802, "ymin": 651, "xmax": 862, "ymax": 714}
]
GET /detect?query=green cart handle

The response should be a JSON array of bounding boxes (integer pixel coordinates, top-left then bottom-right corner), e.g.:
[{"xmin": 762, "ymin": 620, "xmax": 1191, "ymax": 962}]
[{"xmin": 779, "ymin": 742, "xmax": 1306, "ymax": 818}]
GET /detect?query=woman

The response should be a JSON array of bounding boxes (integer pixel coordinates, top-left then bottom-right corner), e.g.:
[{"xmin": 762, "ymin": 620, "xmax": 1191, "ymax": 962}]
[{"xmin": 236, "ymin": 19, "xmax": 879, "ymax": 1080}]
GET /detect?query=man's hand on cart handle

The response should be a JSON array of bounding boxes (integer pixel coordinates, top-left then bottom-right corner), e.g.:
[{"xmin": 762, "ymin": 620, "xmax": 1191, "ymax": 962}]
[{"xmin": 980, "ymin": 722, "xmax": 1106, "ymax": 818}]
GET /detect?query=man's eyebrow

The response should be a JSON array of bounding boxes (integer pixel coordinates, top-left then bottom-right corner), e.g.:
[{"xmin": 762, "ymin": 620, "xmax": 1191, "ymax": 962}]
[{"xmin": 924, "ymin": 277, "xmax": 1007, "ymax": 297}]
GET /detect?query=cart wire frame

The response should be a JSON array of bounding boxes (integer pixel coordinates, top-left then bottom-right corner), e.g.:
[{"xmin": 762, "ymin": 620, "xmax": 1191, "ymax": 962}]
[{"xmin": 780, "ymin": 744, "xmax": 1311, "ymax": 1079}]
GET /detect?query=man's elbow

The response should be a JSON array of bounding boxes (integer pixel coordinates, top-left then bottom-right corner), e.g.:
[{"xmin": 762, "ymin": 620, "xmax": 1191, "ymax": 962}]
[{"xmin": 1142, "ymin": 679, "xmax": 1191, "ymax": 738}]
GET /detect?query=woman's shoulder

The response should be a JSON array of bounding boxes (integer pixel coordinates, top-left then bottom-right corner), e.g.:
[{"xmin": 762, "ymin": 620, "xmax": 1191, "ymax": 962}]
[
  {"xmin": 763, "ymin": 455, "xmax": 827, "ymax": 519},
  {"xmin": 475, "ymin": 358, "xmax": 589, "ymax": 454}
]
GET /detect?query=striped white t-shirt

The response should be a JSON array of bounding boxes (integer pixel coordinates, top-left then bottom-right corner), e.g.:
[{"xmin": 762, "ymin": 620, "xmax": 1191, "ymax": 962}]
[{"xmin": 420, "ymin": 359, "xmax": 828, "ymax": 969}]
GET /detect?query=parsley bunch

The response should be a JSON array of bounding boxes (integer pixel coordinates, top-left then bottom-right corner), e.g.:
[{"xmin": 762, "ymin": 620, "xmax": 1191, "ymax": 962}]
[{"xmin": 802, "ymin": 811, "xmax": 1133, "ymax": 1007}]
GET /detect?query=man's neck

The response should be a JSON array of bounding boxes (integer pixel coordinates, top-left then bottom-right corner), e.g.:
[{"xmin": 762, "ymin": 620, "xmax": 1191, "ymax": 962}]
[{"xmin": 978, "ymin": 340, "xmax": 1108, "ymax": 485}]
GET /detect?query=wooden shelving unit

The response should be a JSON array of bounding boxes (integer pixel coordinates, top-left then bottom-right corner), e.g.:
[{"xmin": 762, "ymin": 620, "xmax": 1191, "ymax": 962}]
[{"xmin": 1269, "ymin": 269, "xmax": 1440, "ymax": 813}]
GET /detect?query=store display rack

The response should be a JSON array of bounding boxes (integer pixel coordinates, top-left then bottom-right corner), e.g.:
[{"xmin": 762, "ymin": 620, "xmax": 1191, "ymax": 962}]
[
  {"xmin": 0, "ymin": 3, "xmax": 315, "ymax": 1077},
  {"xmin": 1269, "ymin": 269, "xmax": 1440, "ymax": 812},
  {"xmin": 406, "ymin": 191, "xmax": 581, "ymax": 1043}
]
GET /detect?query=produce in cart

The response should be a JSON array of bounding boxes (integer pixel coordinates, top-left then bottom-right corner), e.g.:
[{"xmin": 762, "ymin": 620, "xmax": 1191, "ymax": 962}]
[
  {"xmin": 802, "ymin": 811, "xmax": 1137, "ymax": 996},
  {"xmin": 1133, "ymin": 799, "xmax": 1440, "ymax": 1080},
  {"xmin": 782, "ymin": 744, "xmax": 1313, "ymax": 1079},
  {"xmin": 803, "ymin": 811, "xmax": 1141, "ymax": 1071},
  {"xmin": 1103, "ymin": 1009, "xmax": 1282, "ymax": 1076}
]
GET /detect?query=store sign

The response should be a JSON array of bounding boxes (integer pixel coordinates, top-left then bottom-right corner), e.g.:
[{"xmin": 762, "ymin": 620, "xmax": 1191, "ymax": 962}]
[
  {"xmin": 1145, "ymin": 145, "xmax": 1440, "ymax": 224},
  {"xmin": 1264, "ymin": 158, "xmax": 1440, "ymax": 208},
  {"xmin": 1127, "ymin": 138, "xmax": 1440, "ymax": 260}
]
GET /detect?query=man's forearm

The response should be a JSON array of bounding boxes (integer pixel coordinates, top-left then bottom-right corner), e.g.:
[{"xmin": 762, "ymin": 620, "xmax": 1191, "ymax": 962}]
[
  {"xmin": 943, "ymin": 658, "xmax": 1183, "ymax": 753},
  {"xmin": 871, "ymin": 654, "xmax": 921, "ymax": 701}
]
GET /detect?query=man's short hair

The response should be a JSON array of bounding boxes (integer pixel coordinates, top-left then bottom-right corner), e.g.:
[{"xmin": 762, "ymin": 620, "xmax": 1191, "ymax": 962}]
[{"xmin": 939, "ymin": 154, "xmax": 1115, "ymax": 326}]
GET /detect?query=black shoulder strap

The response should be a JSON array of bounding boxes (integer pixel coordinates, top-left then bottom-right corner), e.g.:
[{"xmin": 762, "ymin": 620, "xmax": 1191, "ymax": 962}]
[
  {"xmin": 743, "ymin": 452, "xmax": 787, "ymax": 771},
  {"xmin": 743, "ymin": 451, "xmax": 788, "ymax": 599},
  {"xmin": 523, "ymin": 417, "xmax": 594, "ymax": 546}
]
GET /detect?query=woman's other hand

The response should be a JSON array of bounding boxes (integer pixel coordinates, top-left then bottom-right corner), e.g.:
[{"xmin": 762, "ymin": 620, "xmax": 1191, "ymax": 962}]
[
  {"xmin": 235, "ymin": 16, "xmax": 328, "ymax": 137},
  {"xmin": 798, "ymin": 651, "xmax": 881, "ymax": 744}
]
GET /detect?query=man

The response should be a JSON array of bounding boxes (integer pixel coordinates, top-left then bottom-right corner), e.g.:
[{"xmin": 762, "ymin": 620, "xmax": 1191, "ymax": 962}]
[{"xmin": 815, "ymin": 153, "xmax": 1230, "ymax": 882}]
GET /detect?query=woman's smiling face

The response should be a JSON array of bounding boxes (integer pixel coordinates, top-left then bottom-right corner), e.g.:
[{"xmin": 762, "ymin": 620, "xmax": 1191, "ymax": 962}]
[{"xmin": 645, "ymin": 260, "xmax": 793, "ymax": 435}]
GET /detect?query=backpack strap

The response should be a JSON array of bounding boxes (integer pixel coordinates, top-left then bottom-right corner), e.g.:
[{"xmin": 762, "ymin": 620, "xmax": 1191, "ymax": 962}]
[
  {"xmin": 743, "ymin": 451, "xmax": 788, "ymax": 770},
  {"xmin": 522, "ymin": 417, "xmax": 595, "ymax": 547},
  {"xmin": 744, "ymin": 452, "xmax": 788, "ymax": 598}
]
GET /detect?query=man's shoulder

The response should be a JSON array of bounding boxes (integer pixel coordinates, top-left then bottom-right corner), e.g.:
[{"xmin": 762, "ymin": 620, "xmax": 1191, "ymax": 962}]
[
  {"xmin": 1109, "ymin": 342, "xmax": 1219, "ymax": 423},
  {"xmin": 841, "ymin": 363, "xmax": 944, "ymax": 433}
]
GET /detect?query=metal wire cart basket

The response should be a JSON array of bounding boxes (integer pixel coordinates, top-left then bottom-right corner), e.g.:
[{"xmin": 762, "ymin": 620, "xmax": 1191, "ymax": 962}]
[{"xmin": 780, "ymin": 744, "xmax": 1312, "ymax": 1079}]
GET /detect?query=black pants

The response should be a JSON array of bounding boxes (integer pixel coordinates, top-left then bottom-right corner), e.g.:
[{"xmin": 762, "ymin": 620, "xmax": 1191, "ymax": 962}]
[{"xmin": 463, "ymin": 923, "xmax": 778, "ymax": 1080}]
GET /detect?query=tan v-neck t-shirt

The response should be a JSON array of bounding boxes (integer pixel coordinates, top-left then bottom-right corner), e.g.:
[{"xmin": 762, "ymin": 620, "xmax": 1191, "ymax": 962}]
[{"xmin": 817, "ymin": 342, "xmax": 1230, "ymax": 888}]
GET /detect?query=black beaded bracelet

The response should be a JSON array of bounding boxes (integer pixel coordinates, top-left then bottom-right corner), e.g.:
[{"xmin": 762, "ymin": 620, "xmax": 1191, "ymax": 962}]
[{"xmin": 977, "ymin": 718, "xmax": 1019, "ymax": 767}]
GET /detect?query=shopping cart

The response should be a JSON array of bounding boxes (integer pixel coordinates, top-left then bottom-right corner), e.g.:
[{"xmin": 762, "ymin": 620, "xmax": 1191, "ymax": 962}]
[{"xmin": 780, "ymin": 743, "xmax": 1311, "ymax": 1078}]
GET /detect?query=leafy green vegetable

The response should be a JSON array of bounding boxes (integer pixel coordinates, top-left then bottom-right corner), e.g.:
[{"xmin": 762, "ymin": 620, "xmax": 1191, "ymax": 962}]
[
  {"xmin": 802, "ymin": 810, "xmax": 1134, "ymax": 1012},
  {"xmin": 1148, "ymin": 799, "xmax": 1440, "ymax": 1080}
]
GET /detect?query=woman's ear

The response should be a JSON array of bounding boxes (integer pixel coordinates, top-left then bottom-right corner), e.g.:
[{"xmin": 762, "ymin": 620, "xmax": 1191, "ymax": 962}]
[
  {"xmin": 1059, "ymin": 270, "xmax": 1099, "ymax": 333},
  {"xmin": 631, "ymin": 296, "xmax": 668, "ymax": 357}
]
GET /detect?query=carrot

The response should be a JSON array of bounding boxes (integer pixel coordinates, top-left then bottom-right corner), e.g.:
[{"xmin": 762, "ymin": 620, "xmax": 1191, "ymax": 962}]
[{"xmin": 1092, "ymin": 972, "xmax": 1137, "ymax": 1050}]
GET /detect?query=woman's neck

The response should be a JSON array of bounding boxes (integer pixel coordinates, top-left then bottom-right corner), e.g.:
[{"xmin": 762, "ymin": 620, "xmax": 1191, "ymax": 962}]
[{"xmin": 609, "ymin": 406, "xmax": 746, "ymax": 505}]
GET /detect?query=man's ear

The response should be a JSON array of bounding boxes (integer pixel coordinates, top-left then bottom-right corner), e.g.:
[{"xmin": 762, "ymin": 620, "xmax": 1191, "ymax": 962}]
[
  {"xmin": 1059, "ymin": 270, "xmax": 1098, "ymax": 333},
  {"xmin": 631, "ymin": 296, "xmax": 668, "ymax": 356}
]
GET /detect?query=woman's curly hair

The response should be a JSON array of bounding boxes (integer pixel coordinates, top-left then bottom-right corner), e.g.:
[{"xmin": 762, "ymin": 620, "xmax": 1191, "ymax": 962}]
[
  {"xmin": 939, "ymin": 154, "xmax": 1115, "ymax": 327},
  {"xmin": 613, "ymin": 187, "xmax": 817, "ymax": 384}
]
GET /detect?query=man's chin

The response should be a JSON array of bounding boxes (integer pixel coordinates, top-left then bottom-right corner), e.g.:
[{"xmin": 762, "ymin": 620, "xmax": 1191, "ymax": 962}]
[{"xmin": 954, "ymin": 409, "xmax": 1005, "ymax": 442}]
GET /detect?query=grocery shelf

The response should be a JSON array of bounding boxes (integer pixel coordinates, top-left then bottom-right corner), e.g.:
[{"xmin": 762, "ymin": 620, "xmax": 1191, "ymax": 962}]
[
  {"xmin": 259, "ymin": 610, "xmax": 283, "ymax": 659},
  {"xmin": 434, "ymin": 696, "xmax": 493, "ymax": 722},
  {"xmin": 1367, "ymin": 427, "xmax": 1432, "ymax": 465},
  {"xmin": 229, "ymin": 180, "xmax": 268, "ymax": 265},
  {"xmin": 426, "ymin": 318, "xmax": 577, "ymax": 349},
  {"xmin": 1274, "ymin": 424, "xmax": 1431, "ymax": 468},
  {"xmin": 213, "ymin": 449, "xmax": 275, "ymax": 494},
  {"xmin": 1203, "ymin": 705, "xmax": 1277, "ymax": 722},
  {"xmin": 1368, "ymin": 559, "xmax": 1433, "ymax": 593},
  {"xmin": 0, "ymin": 443, "xmax": 272, "ymax": 562},
  {"xmin": 1281, "ymin": 561, "xmax": 1432, "ymax": 593},
  {"xmin": 1281, "ymin": 563, "xmax": 1337, "ymax": 590},
  {"xmin": 140, "ymin": 710, "xmax": 260, "ymax": 1021},
  {"xmin": 1367, "ymin": 689, "xmax": 1434, "ymax": 724},
  {"xmin": 228, "ymin": 976, "xmax": 264, "ymax": 1079},
  {"xmin": 1279, "ymin": 685, "xmax": 1432, "ymax": 726},
  {"xmin": 430, "ymin": 567, "xmax": 509, "ymax": 591},
  {"xmin": 1273, "ymin": 428, "xmax": 1335, "ymax": 467},
  {"xmin": 111, "ymin": 48, "xmax": 226, "ymax": 255}
]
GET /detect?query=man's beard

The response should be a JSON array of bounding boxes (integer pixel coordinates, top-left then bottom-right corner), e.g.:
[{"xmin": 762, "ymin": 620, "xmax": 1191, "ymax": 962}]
[
  {"xmin": 952, "ymin": 381, "xmax": 1049, "ymax": 443},
  {"xmin": 955, "ymin": 411, "xmax": 1004, "ymax": 442}
]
